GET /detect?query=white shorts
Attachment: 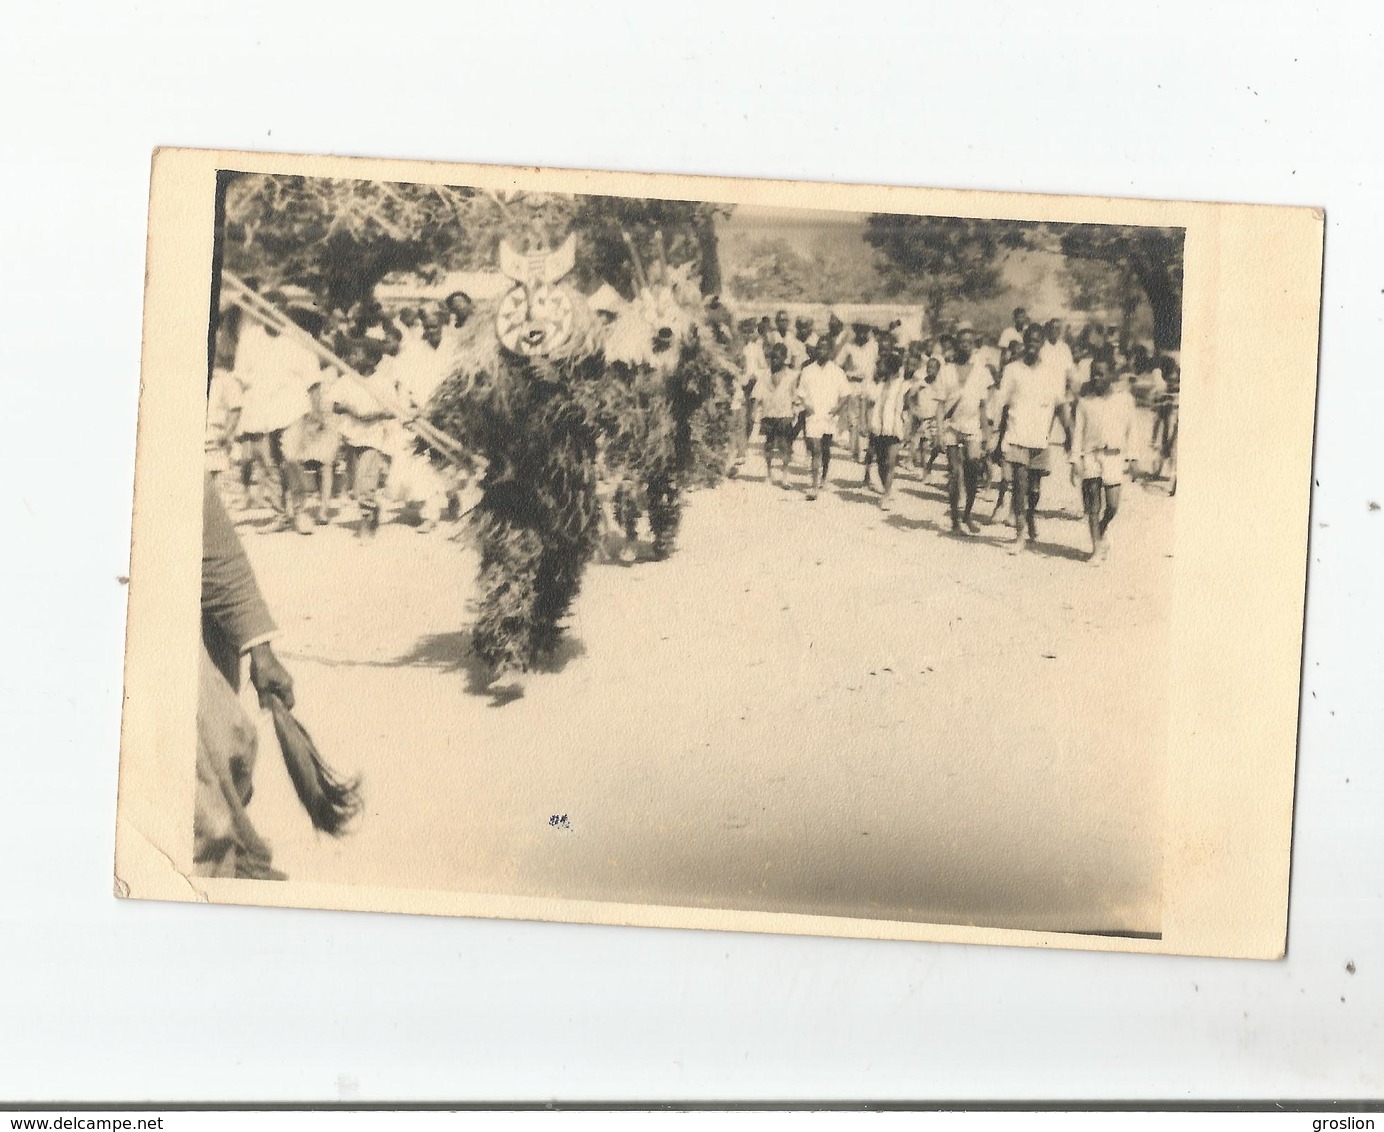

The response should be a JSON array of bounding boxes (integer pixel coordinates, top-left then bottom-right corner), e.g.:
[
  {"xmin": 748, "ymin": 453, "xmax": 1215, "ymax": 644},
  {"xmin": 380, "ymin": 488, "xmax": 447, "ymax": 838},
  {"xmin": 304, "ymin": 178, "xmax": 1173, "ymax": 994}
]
[
  {"xmin": 1002, "ymin": 441, "xmax": 1051, "ymax": 472},
  {"xmin": 1080, "ymin": 449, "xmax": 1126, "ymax": 486},
  {"xmin": 944, "ymin": 428, "xmax": 986, "ymax": 462}
]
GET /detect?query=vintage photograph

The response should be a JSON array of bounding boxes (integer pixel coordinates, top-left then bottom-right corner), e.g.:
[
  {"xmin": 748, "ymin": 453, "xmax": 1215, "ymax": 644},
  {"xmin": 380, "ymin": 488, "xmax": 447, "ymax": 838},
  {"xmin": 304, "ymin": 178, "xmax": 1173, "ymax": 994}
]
[
  {"xmin": 116, "ymin": 149, "xmax": 1320, "ymax": 958},
  {"xmin": 193, "ymin": 167, "xmax": 1182, "ymax": 938}
]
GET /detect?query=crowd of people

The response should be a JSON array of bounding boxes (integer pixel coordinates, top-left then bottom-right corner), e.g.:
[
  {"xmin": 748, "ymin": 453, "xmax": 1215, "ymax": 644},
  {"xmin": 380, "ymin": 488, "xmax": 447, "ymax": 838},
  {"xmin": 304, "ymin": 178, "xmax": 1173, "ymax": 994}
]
[
  {"xmin": 205, "ymin": 292, "xmax": 474, "ymax": 539},
  {"xmin": 728, "ymin": 306, "xmax": 1179, "ymax": 562},
  {"xmin": 205, "ymin": 286, "xmax": 1179, "ymax": 565}
]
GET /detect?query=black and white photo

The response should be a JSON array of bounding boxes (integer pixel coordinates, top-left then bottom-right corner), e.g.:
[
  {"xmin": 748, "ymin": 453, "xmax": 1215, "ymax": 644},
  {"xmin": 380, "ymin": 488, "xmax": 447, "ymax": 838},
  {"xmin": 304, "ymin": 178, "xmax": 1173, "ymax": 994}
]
[{"xmin": 115, "ymin": 149, "xmax": 1321, "ymax": 958}]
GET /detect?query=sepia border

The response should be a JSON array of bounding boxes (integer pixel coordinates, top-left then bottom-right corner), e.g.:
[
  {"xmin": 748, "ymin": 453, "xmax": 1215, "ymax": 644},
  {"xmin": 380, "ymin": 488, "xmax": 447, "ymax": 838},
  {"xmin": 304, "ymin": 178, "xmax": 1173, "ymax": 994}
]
[{"xmin": 114, "ymin": 147, "xmax": 1323, "ymax": 958}]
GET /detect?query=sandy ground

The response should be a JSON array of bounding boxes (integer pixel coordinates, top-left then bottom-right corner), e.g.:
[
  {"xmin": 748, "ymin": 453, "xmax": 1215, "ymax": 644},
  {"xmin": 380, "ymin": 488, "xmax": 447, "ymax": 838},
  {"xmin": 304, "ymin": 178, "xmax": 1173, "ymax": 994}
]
[{"xmin": 228, "ymin": 422, "xmax": 1174, "ymax": 937}]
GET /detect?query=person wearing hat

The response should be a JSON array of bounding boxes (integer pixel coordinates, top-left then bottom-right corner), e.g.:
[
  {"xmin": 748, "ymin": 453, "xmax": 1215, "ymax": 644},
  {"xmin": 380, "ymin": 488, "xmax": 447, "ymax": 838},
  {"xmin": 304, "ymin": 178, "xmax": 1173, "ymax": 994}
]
[{"xmin": 836, "ymin": 321, "xmax": 879, "ymax": 463}]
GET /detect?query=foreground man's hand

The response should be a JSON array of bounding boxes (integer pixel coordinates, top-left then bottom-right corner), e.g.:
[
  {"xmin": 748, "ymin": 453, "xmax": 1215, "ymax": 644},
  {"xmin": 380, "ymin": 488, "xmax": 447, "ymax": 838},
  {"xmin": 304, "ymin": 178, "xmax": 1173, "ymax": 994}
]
[{"xmin": 249, "ymin": 642, "xmax": 294, "ymax": 710}]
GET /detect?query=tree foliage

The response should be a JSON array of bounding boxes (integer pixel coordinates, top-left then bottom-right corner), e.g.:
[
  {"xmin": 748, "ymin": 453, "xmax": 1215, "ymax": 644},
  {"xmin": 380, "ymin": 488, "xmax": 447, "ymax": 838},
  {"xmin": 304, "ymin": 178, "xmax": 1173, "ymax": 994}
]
[
  {"xmin": 1056, "ymin": 224, "xmax": 1184, "ymax": 350},
  {"xmin": 568, "ymin": 196, "xmax": 730, "ymax": 298},
  {"xmin": 864, "ymin": 215, "xmax": 1029, "ymax": 332},
  {"xmin": 1058, "ymin": 256, "xmax": 1142, "ymax": 329},
  {"xmin": 220, "ymin": 173, "xmax": 730, "ymax": 313},
  {"xmin": 863, "ymin": 213, "xmax": 1185, "ymax": 349},
  {"xmin": 221, "ymin": 173, "xmax": 490, "ymax": 312}
]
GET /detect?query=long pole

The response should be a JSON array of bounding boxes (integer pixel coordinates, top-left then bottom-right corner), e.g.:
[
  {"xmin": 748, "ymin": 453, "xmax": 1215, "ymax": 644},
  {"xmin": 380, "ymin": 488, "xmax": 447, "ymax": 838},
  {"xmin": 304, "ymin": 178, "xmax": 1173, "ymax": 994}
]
[{"xmin": 221, "ymin": 271, "xmax": 468, "ymax": 465}]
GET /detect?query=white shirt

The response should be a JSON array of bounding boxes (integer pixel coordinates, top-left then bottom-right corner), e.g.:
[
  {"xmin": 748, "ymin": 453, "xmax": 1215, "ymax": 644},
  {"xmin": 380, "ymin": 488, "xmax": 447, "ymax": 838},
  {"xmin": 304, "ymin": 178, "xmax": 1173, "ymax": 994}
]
[
  {"xmin": 997, "ymin": 359, "xmax": 1066, "ymax": 449},
  {"xmin": 796, "ymin": 360, "xmax": 850, "ymax": 435},
  {"xmin": 768, "ymin": 332, "xmax": 809, "ymax": 371},
  {"xmin": 1067, "ymin": 357, "xmax": 1097, "ymax": 411},
  {"xmin": 757, "ymin": 366, "xmax": 799, "ymax": 419},
  {"xmin": 935, "ymin": 360, "xmax": 992, "ymax": 437},
  {"xmin": 911, "ymin": 377, "xmax": 944, "ymax": 420},
  {"xmin": 1041, "ymin": 338, "xmax": 1075, "ymax": 382},
  {"xmin": 836, "ymin": 338, "xmax": 879, "ymax": 383},
  {"xmin": 1072, "ymin": 389, "xmax": 1136, "ymax": 455},
  {"xmin": 973, "ymin": 344, "xmax": 1003, "ymax": 381},
  {"xmin": 236, "ymin": 324, "xmax": 322, "ymax": 435},
  {"xmin": 742, "ymin": 339, "xmax": 769, "ymax": 385},
  {"xmin": 205, "ymin": 369, "xmax": 245, "ymax": 453},
  {"xmin": 390, "ymin": 328, "xmax": 450, "ymax": 407},
  {"xmin": 998, "ymin": 325, "xmax": 1026, "ymax": 350},
  {"xmin": 868, "ymin": 376, "xmax": 912, "ymax": 439},
  {"xmin": 334, "ymin": 370, "xmax": 401, "ymax": 454}
]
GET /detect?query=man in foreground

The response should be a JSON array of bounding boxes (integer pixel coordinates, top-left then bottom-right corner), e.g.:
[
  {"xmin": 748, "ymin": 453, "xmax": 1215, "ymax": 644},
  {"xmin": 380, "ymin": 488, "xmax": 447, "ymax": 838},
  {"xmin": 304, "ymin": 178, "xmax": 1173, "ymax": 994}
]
[
  {"xmin": 994, "ymin": 324, "xmax": 1068, "ymax": 553},
  {"xmin": 197, "ymin": 473, "xmax": 296, "ymax": 879}
]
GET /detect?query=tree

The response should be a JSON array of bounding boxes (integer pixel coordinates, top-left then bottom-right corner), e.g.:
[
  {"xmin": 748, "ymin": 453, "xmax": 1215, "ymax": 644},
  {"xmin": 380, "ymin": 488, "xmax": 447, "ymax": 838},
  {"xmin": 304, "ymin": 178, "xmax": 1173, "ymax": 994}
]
[
  {"xmin": 220, "ymin": 174, "xmax": 731, "ymax": 309},
  {"xmin": 1056, "ymin": 224, "xmax": 1184, "ymax": 351},
  {"xmin": 1058, "ymin": 256, "xmax": 1142, "ymax": 334},
  {"xmin": 221, "ymin": 173, "xmax": 493, "ymax": 312},
  {"xmin": 864, "ymin": 214, "xmax": 1026, "ymax": 333},
  {"xmin": 569, "ymin": 196, "xmax": 730, "ymax": 298}
]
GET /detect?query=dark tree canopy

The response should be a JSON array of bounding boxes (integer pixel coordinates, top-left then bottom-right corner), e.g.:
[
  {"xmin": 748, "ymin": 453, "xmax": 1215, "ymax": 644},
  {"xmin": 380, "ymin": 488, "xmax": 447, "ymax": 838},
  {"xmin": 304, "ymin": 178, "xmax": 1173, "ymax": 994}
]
[
  {"xmin": 1058, "ymin": 224, "xmax": 1185, "ymax": 351},
  {"xmin": 864, "ymin": 213, "xmax": 1184, "ymax": 349},
  {"xmin": 568, "ymin": 196, "xmax": 729, "ymax": 298},
  {"xmin": 219, "ymin": 173, "xmax": 730, "ymax": 312},
  {"xmin": 221, "ymin": 173, "xmax": 489, "ymax": 312}
]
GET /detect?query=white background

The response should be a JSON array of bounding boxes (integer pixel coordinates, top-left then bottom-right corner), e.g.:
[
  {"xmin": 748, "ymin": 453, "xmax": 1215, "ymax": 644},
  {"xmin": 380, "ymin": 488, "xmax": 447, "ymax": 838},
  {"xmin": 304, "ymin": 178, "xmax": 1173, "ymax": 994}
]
[{"xmin": 1, "ymin": 0, "xmax": 1379, "ymax": 1104}]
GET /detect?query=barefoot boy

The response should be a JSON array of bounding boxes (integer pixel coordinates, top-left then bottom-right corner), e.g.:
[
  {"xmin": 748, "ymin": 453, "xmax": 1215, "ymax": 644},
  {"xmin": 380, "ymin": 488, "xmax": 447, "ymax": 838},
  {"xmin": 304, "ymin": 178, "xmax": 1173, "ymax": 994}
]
[
  {"xmin": 757, "ymin": 341, "xmax": 798, "ymax": 487},
  {"xmin": 796, "ymin": 337, "xmax": 850, "ymax": 500},
  {"xmin": 1070, "ymin": 356, "xmax": 1136, "ymax": 562},
  {"xmin": 994, "ymin": 323, "xmax": 1066, "ymax": 552},
  {"xmin": 934, "ymin": 328, "xmax": 993, "ymax": 534}
]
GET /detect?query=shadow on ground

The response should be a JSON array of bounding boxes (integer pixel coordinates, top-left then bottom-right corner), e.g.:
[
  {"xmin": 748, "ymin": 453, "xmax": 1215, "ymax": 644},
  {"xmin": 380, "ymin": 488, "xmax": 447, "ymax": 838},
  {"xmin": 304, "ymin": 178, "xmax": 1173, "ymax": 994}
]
[
  {"xmin": 288, "ymin": 629, "xmax": 586, "ymax": 706},
  {"xmin": 392, "ymin": 630, "xmax": 587, "ymax": 704}
]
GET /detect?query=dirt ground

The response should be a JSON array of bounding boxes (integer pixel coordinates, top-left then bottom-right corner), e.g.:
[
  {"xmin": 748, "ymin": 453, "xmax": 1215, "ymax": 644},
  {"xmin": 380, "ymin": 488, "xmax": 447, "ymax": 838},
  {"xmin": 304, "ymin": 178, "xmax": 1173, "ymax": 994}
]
[{"xmin": 230, "ymin": 420, "xmax": 1175, "ymax": 937}]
